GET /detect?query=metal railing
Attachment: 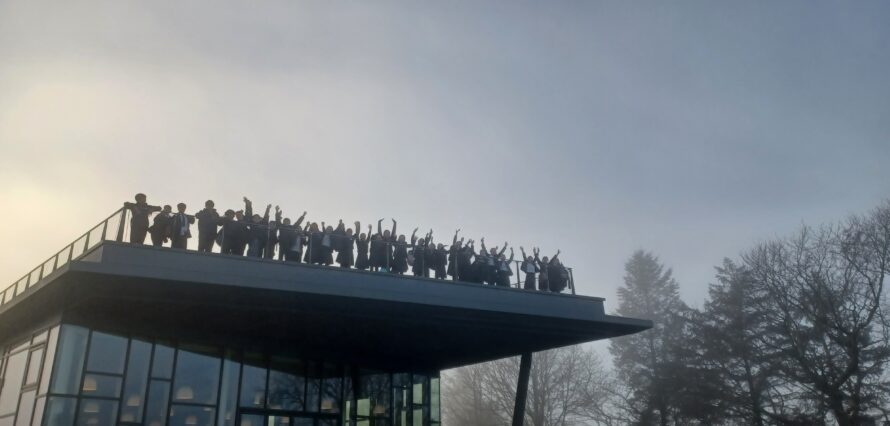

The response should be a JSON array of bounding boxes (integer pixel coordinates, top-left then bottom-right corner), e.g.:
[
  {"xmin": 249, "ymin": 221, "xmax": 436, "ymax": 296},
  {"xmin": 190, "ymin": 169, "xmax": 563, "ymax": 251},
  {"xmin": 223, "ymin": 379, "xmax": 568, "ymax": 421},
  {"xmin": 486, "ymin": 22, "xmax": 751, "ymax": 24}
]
[
  {"xmin": 1, "ymin": 207, "xmax": 576, "ymax": 308},
  {"xmin": 1, "ymin": 207, "xmax": 128, "ymax": 307}
]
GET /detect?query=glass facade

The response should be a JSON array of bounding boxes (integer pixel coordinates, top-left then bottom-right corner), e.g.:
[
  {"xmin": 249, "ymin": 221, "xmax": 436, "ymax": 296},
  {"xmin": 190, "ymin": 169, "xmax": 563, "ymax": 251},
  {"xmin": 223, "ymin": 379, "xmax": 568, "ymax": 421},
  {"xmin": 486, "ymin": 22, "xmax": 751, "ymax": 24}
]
[{"xmin": 0, "ymin": 325, "xmax": 439, "ymax": 426}]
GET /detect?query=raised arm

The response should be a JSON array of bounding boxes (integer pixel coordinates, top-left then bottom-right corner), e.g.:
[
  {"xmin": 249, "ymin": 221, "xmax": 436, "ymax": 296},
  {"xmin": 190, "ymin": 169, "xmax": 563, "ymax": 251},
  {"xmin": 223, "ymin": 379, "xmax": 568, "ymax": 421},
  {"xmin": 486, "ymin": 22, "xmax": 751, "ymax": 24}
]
[
  {"xmin": 520, "ymin": 247, "xmax": 527, "ymax": 260},
  {"xmin": 262, "ymin": 204, "xmax": 272, "ymax": 222},
  {"xmin": 295, "ymin": 211, "xmax": 307, "ymax": 228},
  {"xmin": 377, "ymin": 219, "xmax": 383, "ymax": 236},
  {"xmin": 508, "ymin": 248, "xmax": 514, "ymax": 263},
  {"xmin": 354, "ymin": 221, "xmax": 361, "ymax": 237},
  {"xmin": 391, "ymin": 219, "xmax": 397, "ymax": 238},
  {"xmin": 498, "ymin": 242, "xmax": 508, "ymax": 257},
  {"xmin": 480, "ymin": 238, "xmax": 487, "ymax": 253},
  {"xmin": 551, "ymin": 250, "xmax": 561, "ymax": 263},
  {"xmin": 274, "ymin": 206, "xmax": 282, "ymax": 224},
  {"xmin": 243, "ymin": 197, "xmax": 253, "ymax": 218},
  {"xmin": 411, "ymin": 228, "xmax": 418, "ymax": 245},
  {"xmin": 453, "ymin": 229, "xmax": 460, "ymax": 245}
]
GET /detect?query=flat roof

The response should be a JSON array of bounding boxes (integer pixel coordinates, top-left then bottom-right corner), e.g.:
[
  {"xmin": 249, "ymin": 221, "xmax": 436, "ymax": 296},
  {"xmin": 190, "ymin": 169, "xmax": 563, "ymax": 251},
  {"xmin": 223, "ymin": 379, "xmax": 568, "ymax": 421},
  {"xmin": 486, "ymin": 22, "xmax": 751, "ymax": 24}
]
[{"xmin": 0, "ymin": 242, "xmax": 651, "ymax": 371}]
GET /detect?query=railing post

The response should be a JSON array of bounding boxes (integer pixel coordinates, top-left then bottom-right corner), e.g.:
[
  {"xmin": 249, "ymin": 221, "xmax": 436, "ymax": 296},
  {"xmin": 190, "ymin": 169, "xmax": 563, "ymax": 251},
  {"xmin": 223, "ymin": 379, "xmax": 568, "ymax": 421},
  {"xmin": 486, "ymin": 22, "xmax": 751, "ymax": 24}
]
[
  {"xmin": 116, "ymin": 207, "xmax": 127, "ymax": 242},
  {"xmin": 83, "ymin": 232, "xmax": 90, "ymax": 253},
  {"xmin": 101, "ymin": 219, "xmax": 109, "ymax": 240},
  {"xmin": 568, "ymin": 268, "xmax": 576, "ymax": 295},
  {"xmin": 515, "ymin": 261, "xmax": 521, "ymax": 288},
  {"xmin": 67, "ymin": 244, "xmax": 74, "ymax": 262}
]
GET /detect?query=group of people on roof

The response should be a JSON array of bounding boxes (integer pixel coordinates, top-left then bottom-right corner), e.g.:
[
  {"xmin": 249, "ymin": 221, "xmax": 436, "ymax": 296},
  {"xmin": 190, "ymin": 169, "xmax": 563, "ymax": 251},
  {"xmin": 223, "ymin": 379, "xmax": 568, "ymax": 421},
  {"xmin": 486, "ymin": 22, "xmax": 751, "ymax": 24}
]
[{"xmin": 124, "ymin": 193, "xmax": 571, "ymax": 293}]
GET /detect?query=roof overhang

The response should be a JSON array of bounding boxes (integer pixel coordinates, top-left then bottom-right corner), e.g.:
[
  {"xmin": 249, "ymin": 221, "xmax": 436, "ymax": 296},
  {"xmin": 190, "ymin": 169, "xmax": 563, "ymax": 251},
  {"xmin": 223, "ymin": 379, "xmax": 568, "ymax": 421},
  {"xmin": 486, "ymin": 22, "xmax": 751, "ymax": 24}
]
[{"xmin": 0, "ymin": 242, "xmax": 651, "ymax": 371}]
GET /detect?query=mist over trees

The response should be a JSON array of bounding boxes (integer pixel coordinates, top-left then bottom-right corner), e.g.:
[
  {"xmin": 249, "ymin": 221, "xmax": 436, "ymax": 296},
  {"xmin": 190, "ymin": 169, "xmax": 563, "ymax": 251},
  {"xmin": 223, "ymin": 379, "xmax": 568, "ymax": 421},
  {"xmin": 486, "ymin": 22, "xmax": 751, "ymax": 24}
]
[{"xmin": 442, "ymin": 201, "xmax": 890, "ymax": 425}]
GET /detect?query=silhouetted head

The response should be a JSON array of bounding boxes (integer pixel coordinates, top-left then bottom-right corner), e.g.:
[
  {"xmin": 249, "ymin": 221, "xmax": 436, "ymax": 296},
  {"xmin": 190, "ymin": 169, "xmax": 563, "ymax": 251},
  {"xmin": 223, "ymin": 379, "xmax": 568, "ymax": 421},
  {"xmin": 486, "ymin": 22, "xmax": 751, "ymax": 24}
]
[
  {"xmin": 283, "ymin": 218, "xmax": 292, "ymax": 226},
  {"xmin": 552, "ymin": 258, "xmax": 561, "ymax": 266},
  {"xmin": 252, "ymin": 214, "xmax": 262, "ymax": 223},
  {"xmin": 542, "ymin": 256, "xmax": 549, "ymax": 263},
  {"xmin": 325, "ymin": 226, "xmax": 333, "ymax": 232},
  {"xmin": 371, "ymin": 234, "xmax": 381, "ymax": 241},
  {"xmin": 346, "ymin": 229, "xmax": 354, "ymax": 237},
  {"xmin": 359, "ymin": 232, "xmax": 367, "ymax": 240},
  {"xmin": 235, "ymin": 210, "xmax": 244, "ymax": 220},
  {"xmin": 224, "ymin": 210, "xmax": 235, "ymax": 219},
  {"xmin": 383, "ymin": 230, "xmax": 391, "ymax": 238},
  {"xmin": 205, "ymin": 200, "xmax": 214, "ymax": 208},
  {"xmin": 398, "ymin": 235, "xmax": 406, "ymax": 243},
  {"xmin": 489, "ymin": 247, "xmax": 497, "ymax": 256},
  {"xmin": 177, "ymin": 203, "xmax": 186, "ymax": 213},
  {"xmin": 526, "ymin": 256, "xmax": 533, "ymax": 262},
  {"xmin": 309, "ymin": 223, "xmax": 319, "ymax": 232},
  {"xmin": 162, "ymin": 205, "xmax": 172, "ymax": 213},
  {"xmin": 437, "ymin": 243, "xmax": 444, "ymax": 250},
  {"xmin": 135, "ymin": 193, "xmax": 146, "ymax": 203}
]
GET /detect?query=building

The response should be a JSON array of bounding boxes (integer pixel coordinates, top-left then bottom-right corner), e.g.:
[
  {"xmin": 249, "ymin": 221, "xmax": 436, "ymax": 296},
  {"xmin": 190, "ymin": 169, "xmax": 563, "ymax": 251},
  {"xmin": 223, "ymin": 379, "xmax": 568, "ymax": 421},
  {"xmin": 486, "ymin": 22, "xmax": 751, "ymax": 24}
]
[{"xmin": 0, "ymin": 207, "xmax": 651, "ymax": 426}]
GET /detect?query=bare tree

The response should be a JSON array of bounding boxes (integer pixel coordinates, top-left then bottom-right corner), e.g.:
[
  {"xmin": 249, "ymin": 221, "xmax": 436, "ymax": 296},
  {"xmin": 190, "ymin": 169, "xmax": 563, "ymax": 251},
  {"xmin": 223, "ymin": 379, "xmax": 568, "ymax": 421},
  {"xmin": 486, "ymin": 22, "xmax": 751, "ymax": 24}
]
[
  {"xmin": 742, "ymin": 202, "xmax": 890, "ymax": 425},
  {"xmin": 442, "ymin": 345, "xmax": 615, "ymax": 426}
]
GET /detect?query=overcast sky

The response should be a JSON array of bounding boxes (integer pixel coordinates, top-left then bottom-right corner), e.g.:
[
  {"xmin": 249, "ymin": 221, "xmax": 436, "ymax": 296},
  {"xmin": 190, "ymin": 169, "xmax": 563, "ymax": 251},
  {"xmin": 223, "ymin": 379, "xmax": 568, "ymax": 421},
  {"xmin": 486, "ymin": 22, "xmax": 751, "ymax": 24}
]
[{"xmin": 1, "ymin": 1, "xmax": 889, "ymax": 322}]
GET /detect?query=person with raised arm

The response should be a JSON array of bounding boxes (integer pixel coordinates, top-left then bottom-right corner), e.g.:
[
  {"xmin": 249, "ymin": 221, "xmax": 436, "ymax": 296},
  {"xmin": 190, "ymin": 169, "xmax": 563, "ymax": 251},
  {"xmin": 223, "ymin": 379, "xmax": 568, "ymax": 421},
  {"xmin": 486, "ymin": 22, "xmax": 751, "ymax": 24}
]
[
  {"xmin": 369, "ymin": 219, "xmax": 386, "ymax": 271},
  {"xmin": 547, "ymin": 251, "xmax": 568, "ymax": 293},
  {"xmin": 534, "ymin": 247, "xmax": 552, "ymax": 292},
  {"xmin": 124, "ymin": 193, "xmax": 162, "ymax": 244},
  {"xmin": 336, "ymin": 221, "xmax": 360, "ymax": 268},
  {"xmin": 458, "ymin": 239, "xmax": 475, "ymax": 282},
  {"xmin": 169, "ymin": 203, "xmax": 195, "ymax": 249},
  {"xmin": 495, "ymin": 247, "xmax": 515, "ymax": 287},
  {"xmin": 245, "ymin": 199, "xmax": 272, "ymax": 258},
  {"xmin": 319, "ymin": 221, "xmax": 336, "ymax": 265},
  {"xmin": 355, "ymin": 224, "xmax": 371, "ymax": 270},
  {"xmin": 433, "ymin": 242, "xmax": 448, "ymax": 280},
  {"xmin": 277, "ymin": 211, "xmax": 307, "ymax": 262},
  {"xmin": 195, "ymin": 200, "xmax": 220, "ymax": 253},
  {"xmin": 410, "ymin": 228, "xmax": 427, "ymax": 277},
  {"xmin": 391, "ymin": 221, "xmax": 410, "ymax": 275},
  {"xmin": 148, "ymin": 205, "xmax": 173, "ymax": 247},
  {"xmin": 304, "ymin": 222, "xmax": 322, "ymax": 264},
  {"xmin": 447, "ymin": 230, "xmax": 463, "ymax": 280},
  {"xmin": 520, "ymin": 247, "xmax": 539, "ymax": 290}
]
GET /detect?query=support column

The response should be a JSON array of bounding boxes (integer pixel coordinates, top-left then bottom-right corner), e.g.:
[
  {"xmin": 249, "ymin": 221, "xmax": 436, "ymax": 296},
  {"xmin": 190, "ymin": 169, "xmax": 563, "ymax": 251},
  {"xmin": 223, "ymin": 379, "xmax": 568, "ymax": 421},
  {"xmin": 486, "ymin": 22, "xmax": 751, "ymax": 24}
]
[{"xmin": 512, "ymin": 352, "xmax": 533, "ymax": 426}]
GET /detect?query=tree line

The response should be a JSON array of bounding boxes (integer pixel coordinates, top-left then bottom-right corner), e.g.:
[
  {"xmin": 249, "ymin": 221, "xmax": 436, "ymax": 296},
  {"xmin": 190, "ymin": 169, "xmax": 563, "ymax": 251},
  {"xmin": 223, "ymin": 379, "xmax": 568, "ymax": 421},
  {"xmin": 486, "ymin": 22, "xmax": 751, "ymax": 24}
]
[{"xmin": 443, "ymin": 201, "xmax": 890, "ymax": 425}]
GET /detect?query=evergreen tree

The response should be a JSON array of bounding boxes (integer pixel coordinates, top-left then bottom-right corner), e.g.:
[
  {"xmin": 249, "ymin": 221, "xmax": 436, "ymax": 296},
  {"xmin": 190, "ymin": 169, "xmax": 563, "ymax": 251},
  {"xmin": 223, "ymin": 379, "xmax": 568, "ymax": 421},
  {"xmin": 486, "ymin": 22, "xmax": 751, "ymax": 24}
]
[{"xmin": 609, "ymin": 250, "xmax": 687, "ymax": 425}]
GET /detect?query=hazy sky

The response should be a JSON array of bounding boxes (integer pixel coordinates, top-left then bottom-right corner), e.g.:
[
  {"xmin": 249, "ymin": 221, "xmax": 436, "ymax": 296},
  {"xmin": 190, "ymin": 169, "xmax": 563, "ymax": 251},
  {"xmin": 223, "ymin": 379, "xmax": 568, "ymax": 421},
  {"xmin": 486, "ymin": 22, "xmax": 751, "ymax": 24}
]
[{"xmin": 1, "ymin": 1, "xmax": 889, "ymax": 319}]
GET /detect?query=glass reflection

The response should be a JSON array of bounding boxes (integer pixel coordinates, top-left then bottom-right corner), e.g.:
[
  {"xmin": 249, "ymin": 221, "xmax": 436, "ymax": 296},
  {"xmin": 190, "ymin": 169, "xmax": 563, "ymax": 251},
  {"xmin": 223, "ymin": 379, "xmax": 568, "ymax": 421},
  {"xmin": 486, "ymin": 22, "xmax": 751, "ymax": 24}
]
[
  {"xmin": 267, "ymin": 357, "xmax": 306, "ymax": 411},
  {"xmin": 151, "ymin": 344, "xmax": 175, "ymax": 380},
  {"xmin": 169, "ymin": 404, "xmax": 216, "ymax": 426},
  {"xmin": 218, "ymin": 354, "xmax": 240, "ymax": 426},
  {"xmin": 173, "ymin": 348, "xmax": 221, "ymax": 405},
  {"xmin": 238, "ymin": 414, "xmax": 263, "ymax": 426},
  {"xmin": 50, "ymin": 326, "xmax": 89, "ymax": 395},
  {"xmin": 25, "ymin": 348, "xmax": 44, "ymax": 385},
  {"xmin": 76, "ymin": 398, "xmax": 119, "ymax": 426},
  {"xmin": 144, "ymin": 380, "xmax": 171, "ymax": 426},
  {"xmin": 43, "ymin": 397, "xmax": 77, "ymax": 426},
  {"xmin": 81, "ymin": 373, "xmax": 122, "ymax": 398},
  {"xmin": 0, "ymin": 350, "xmax": 27, "ymax": 416},
  {"xmin": 85, "ymin": 332, "xmax": 128, "ymax": 374},
  {"xmin": 14, "ymin": 389, "xmax": 35, "ymax": 426},
  {"xmin": 240, "ymin": 361, "xmax": 267, "ymax": 409},
  {"xmin": 120, "ymin": 340, "xmax": 152, "ymax": 423}
]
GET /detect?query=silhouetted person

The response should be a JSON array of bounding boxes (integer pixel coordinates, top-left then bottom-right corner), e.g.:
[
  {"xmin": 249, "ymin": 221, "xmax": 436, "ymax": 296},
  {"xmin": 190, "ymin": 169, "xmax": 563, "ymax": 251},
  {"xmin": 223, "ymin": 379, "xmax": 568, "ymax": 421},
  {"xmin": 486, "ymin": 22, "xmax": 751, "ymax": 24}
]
[
  {"xmin": 195, "ymin": 200, "xmax": 220, "ymax": 253},
  {"xmin": 124, "ymin": 193, "xmax": 161, "ymax": 244},
  {"xmin": 548, "ymin": 255, "xmax": 568, "ymax": 293},
  {"xmin": 495, "ymin": 249, "xmax": 514, "ymax": 287},
  {"xmin": 355, "ymin": 224, "xmax": 372, "ymax": 270},
  {"xmin": 169, "ymin": 203, "xmax": 194, "ymax": 249},
  {"xmin": 392, "ymin": 227, "xmax": 410, "ymax": 275},
  {"xmin": 410, "ymin": 229, "xmax": 428, "ymax": 277},
  {"xmin": 277, "ymin": 211, "xmax": 306, "ymax": 262},
  {"xmin": 336, "ymin": 221, "xmax": 360, "ymax": 268},
  {"xmin": 245, "ymin": 199, "xmax": 272, "ymax": 258},
  {"xmin": 148, "ymin": 205, "xmax": 172, "ymax": 247},
  {"xmin": 433, "ymin": 243, "xmax": 448, "ymax": 279},
  {"xmin": 520, "ymin": 247, "xmax": 539, "ymax": 290}
]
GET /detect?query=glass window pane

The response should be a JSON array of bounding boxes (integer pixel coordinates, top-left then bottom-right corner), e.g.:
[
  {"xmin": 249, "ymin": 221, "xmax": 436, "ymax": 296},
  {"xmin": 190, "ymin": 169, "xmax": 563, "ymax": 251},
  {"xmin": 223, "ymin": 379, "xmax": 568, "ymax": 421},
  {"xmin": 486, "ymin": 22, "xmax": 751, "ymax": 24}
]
[
  {"xmin": 430, "ymin": 377, "xmax": 440, "ymax": 422},
  {"xmin": 267, "ymin": 357, "xmax": 305, "ymax": 411},
  {"xmin": 151, "ymin": 344, "xmax": 174, "ymax": 380},
  {"xmin": 217, "ymin": 355, "xmax": 240, "ymax": 426},
  {"xmin": 76, "ymin": 399, "xmax": 118, "ymax": 426},
  {"xmin": 81, "ymin": 374, "xmax": 122, "ymax": 398},
  {"xmin": 85, "ymin": 332, "xmax": 128, "ymax": 375},
  {"xmin": 412, "ymin": 375, "xmax": 426, "ymax": 406},
  {"xmin": 238, "ymin": 414, "xmax": 263, "ymax": 426},
  {"xmin": 31, "ymin": 396, "xmax": 45, "ymax": 426},
  {"xmin": 119, "ymin": 340, "xmax": 152, "ymax": 424},
  {"xmin": 144, "ymin": 380, "xmax": 170, "ymax": 426},
  {"xmin": 39, "ymin": 327, "xmax": 59, "ymax": 395},
  {"xmin": 26, "ymin": 349, "xmax": 44, "ymax": 386},
  {"xmin": 239, "ymin": 361, "xmax": 267, "ymax": 409},
  {"xmin": 358, "ymin": 371, "xmax": 390, "ymax": 421},
  {"xmin": 305, "ymin": 362, "xmax": 322, "ymax": 413},
  {"xmin": 321, "ymin": 364, "xmax": 342, "ymax": 415},
  {"xmin": 42, "ymin": 397, "xmax": 76, "ymax": 426},
  {"xmin": 0, "ymin": 350, "xmax": 28, "ymax": 416},
  {"xmin": 31, "ymin": 331, "xmax": 48, "ymax": 345},
  {"xmin": 50, "ymin": 326, "xmax": 89, "ymax": 395},
  {"xmin": 169, "ymin": 405, "xmax": 215, "ymax": 426},
  {"xmin": 172, "ymin": 348, "xmax": 220, "ymax": 405},
  {"xmin": 0, "ymin": 417, "xmax": 12, "ymax": 426},
  {"xmin": 392, "ymin": 374, "xmax": 409, "ymax": 426},
  {"xmin": 14, "ymin": 389, "xmax": 36, "ymax": 426}
]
